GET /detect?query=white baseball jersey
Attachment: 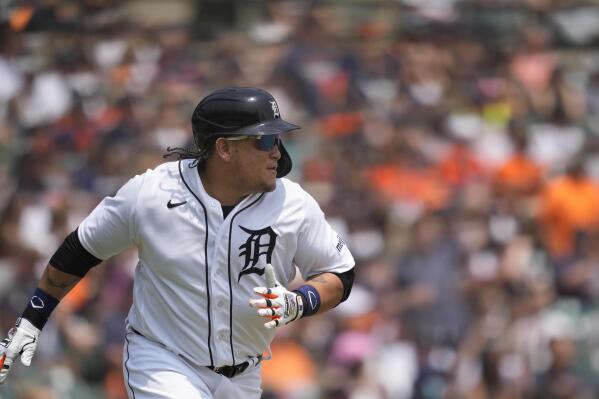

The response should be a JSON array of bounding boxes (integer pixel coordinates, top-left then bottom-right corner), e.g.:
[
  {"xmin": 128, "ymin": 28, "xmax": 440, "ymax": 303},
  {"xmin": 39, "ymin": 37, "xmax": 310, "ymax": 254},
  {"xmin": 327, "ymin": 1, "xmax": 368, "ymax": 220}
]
[{"xmin": 78, "ymin": 159, "xmax": 354, "ymax": 368}]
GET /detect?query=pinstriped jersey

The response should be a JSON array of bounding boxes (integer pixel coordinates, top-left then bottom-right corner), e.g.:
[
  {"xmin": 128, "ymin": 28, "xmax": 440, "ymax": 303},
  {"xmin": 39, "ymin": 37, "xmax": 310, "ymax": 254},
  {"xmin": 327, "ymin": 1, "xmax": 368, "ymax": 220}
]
[{"xmin": 77, "ymin": 159, "xmax": 355, "ymax": 367}]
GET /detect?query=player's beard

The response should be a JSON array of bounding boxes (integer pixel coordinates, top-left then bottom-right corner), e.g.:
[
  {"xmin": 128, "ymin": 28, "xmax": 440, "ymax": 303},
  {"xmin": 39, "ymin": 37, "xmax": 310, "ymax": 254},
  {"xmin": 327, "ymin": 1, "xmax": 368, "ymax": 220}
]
[
  {"xmin": 235, "ymin": 171, "xmax": 276, "ymax": 196},
  {"xmin": 261, "ymin": 180, "xmax": 277, "ymax": 193},
  {"xmin": 255, "ymin": 174, "xmax": 277, "ymax": 193},
  {"xmin": 251, "ymin": 165, "xmax": 278, "ymax": 194}
]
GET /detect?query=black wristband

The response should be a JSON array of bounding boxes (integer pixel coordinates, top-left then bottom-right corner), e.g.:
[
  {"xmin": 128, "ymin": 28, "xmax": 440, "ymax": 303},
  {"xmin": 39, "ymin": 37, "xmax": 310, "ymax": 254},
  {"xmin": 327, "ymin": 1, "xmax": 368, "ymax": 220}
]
[{"xmin": 21, "ymin": 288, "xmax": 60, "ymax": 330}]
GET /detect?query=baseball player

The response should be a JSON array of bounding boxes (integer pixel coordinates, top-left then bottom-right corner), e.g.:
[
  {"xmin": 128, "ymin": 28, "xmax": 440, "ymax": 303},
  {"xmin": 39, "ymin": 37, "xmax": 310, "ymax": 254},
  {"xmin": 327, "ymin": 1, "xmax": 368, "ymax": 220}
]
[{"xmin": 0, "ymin": 87, "xmax": 355, "ymax": 398}]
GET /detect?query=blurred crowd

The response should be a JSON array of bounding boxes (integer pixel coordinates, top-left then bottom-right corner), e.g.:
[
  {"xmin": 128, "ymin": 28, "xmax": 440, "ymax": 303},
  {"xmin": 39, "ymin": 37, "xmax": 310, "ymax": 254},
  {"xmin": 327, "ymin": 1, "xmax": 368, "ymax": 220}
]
[{"xmin": 2, "ymin": 0, "xmax": 599, "ymax": 398}]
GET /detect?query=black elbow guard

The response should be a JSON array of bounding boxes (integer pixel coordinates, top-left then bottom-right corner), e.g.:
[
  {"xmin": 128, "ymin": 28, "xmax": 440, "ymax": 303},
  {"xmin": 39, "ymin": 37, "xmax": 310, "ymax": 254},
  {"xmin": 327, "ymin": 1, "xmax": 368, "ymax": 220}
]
[
  {"xmin": 333, "ymin": 268, "xmax": 355, "ymax": 304},
  {"xmin": 49, "ymin": 228, "xmax": 102, "ymax": 277}
]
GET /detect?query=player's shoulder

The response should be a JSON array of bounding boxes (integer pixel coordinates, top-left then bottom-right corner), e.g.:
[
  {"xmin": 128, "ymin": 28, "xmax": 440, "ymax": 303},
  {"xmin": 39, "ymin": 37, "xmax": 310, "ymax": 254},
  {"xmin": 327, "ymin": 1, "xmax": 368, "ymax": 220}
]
[
  {"xmin": 275, "ymin": 178, "xmax": 320, "ymax": 207},
  {"xmin": 273, "ymin": 178, "xmax": 327, "ymax": 223},
  {"xmin": 277, "ymin": 177, "xmax": 308, "ymax": 197},
  {"xmin": 149, "ymin": 160, "xmax": 181, "ymax": 173},
  {"xmin": 119, "ymin": 161, "xmax": 183, "ymax": 195},
  {"xmin": 136, "ymin": 160, "xmax": 183, "ymax": 180}
]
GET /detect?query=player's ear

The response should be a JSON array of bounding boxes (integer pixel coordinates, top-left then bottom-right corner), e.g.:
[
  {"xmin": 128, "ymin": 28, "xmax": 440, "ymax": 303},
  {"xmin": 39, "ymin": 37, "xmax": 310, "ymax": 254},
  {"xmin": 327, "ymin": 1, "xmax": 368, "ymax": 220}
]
[{"xmin": 214, "ymin": 137, "xmax": 234, "ymax": 162}]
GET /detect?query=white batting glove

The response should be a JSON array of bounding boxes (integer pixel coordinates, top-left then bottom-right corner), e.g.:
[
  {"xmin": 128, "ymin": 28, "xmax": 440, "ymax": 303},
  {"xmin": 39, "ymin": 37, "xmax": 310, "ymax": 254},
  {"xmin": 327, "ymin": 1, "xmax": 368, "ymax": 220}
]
[
  {"xmin": 249, "ymin": 264, "xmax": 304, "ymax": 329},
  {"xmin": 0, "ymin": 318, "xmax": 40, "ymax": 384}
]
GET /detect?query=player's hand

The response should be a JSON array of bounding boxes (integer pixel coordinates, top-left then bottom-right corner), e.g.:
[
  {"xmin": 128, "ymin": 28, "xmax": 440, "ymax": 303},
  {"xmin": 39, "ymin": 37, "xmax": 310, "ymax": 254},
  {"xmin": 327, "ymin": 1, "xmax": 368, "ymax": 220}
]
[
  {"xmin": 249, "ymin": 264, "xmax": 304, "ymax": 329},
  {"xmin": 0, "ymin": 318, "xmax": 40, "ymax": 384}
]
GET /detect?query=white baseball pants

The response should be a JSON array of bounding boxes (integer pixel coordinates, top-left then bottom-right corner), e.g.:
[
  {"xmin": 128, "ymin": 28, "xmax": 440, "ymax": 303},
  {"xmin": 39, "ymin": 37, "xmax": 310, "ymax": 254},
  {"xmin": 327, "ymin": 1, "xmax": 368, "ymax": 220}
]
[{"xmin": 122, "ymin": 330, "xmax": 263, "ymax": 399}]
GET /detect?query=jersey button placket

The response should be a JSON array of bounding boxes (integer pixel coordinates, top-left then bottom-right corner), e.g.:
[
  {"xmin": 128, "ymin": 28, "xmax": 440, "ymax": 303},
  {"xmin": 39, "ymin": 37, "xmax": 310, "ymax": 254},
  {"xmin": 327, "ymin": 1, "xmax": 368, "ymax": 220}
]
[{"xmin": 206, "ymin": 208, "xmax": 226, "ymax": 365}]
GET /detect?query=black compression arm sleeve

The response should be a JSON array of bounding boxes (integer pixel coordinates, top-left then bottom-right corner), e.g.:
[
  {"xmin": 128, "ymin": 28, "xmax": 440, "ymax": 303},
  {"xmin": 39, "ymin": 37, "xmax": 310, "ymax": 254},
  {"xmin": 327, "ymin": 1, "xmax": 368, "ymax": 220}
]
[
  {"xmin": 332, "ymin": 268, "xmax": 355, "ymax": 304},
  {"xmin": 49, "ymin": 228, "xmax": 102, "ymax": 277}
]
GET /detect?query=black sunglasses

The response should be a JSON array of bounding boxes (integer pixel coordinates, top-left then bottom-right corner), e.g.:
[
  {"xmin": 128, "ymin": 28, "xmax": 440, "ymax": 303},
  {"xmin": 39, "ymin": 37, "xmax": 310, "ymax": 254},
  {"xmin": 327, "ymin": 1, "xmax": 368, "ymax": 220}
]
[{"xmin": 224, "ymin": 134, "xmax": 281, "ymax": 152}]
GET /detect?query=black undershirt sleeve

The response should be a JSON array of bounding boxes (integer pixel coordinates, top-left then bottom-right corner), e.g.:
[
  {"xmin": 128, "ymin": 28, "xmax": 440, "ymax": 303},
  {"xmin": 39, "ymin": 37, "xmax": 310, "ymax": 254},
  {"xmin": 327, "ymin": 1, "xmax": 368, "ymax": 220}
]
[
  {"xmin": 49, "ymin": 228, "xmax": 102, "ymax": 277},
  {"xmin": 332, "ymin": 268, "xmax": 355, "ymax": 304}
]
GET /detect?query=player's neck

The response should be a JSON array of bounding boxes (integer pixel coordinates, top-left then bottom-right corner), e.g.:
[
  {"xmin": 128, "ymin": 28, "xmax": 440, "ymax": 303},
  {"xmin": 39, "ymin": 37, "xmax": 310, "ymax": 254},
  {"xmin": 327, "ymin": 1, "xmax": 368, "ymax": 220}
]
[{"xmin": 198, "ymin": 165, "xmax": 246, "ymax": 206}]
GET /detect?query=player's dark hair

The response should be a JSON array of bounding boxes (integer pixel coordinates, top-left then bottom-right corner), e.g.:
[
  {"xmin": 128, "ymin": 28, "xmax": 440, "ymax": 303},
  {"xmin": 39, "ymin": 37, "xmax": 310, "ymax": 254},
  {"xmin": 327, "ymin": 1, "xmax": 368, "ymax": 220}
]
[{"xmin": 163, "ymin": 135, "xmax": 219, "ymax": 170}]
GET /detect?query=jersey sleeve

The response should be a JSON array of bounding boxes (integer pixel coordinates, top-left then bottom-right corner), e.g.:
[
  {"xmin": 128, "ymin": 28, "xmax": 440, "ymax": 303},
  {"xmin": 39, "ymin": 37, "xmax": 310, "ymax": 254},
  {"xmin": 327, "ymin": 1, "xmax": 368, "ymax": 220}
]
[
  {"xmin": 77, "ymin": 173, "xmax": 145, "ymax": 260},
  {"xmin": 294, "ymin": 193, "xmax": 355, "ymax": 279}
]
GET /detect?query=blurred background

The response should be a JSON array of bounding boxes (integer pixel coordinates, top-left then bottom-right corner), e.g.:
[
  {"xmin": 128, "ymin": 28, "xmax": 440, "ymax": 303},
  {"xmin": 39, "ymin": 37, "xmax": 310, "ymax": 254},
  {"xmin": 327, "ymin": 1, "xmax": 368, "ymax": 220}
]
[{"xmin": 2, "ymin": 0, "xmax": 599, "ymax": 398}]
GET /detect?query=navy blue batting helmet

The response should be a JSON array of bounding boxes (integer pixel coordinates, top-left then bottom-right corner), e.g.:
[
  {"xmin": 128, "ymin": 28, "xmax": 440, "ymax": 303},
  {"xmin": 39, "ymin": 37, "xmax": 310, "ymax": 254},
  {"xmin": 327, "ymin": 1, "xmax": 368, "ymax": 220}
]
[{"xmin": 191, "ymin": 87, "xmax": 300, "ymax": 177}]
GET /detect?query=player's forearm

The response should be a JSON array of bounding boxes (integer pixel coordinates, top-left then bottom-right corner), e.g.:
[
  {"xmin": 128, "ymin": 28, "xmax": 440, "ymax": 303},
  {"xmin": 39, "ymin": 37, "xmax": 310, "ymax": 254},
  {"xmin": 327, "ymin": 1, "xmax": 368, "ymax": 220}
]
[
  {"xmin": 21, "ymin": 229, "xmax": 101, "ymax": 330},
  {"xmin": 305, "ymin": 272, "xmax": 344, "ymax": 314},
  {"xmin": 1, "ymin": 239, "xmax": 97, "ymax": 384},
  {"xmin": 38, "ymin": 264, "xmax": 81, "ymax": 300},
  {"xmin": 17, "ymin": 264, "xmax": 80, "ymax": 333}
]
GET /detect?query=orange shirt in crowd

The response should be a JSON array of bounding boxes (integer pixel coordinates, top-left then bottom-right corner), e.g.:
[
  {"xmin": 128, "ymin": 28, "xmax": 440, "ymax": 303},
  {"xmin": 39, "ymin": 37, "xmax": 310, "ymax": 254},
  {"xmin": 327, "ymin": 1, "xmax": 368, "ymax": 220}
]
[
  {"xmin": 261, "ymin": 338, "xmax": 317, "ymax": 395},
  {"xmin": 494, "ymin": 152, "xmax": 544, "ymax": 196},
  {"xmin": 366, "ymin": 164, "xmax": 451, "ymax": 210},
  {"xmin": 9, "ymin": 6, "xmax": 34, "ymax": 31},
  {"xmin": 62, "ymin": 275, "xmax": 93, "ymax": 311},
  {"xmin": 438, "ymin": 143, "xmax": 486, "ymax": 187},
  {"xmin": 539, "ymin": 175, "xmax": 599, "ymax": 258},
  {"xmin": 318, "ymin": 112, "xmax": 364, "ymax": 137}
]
